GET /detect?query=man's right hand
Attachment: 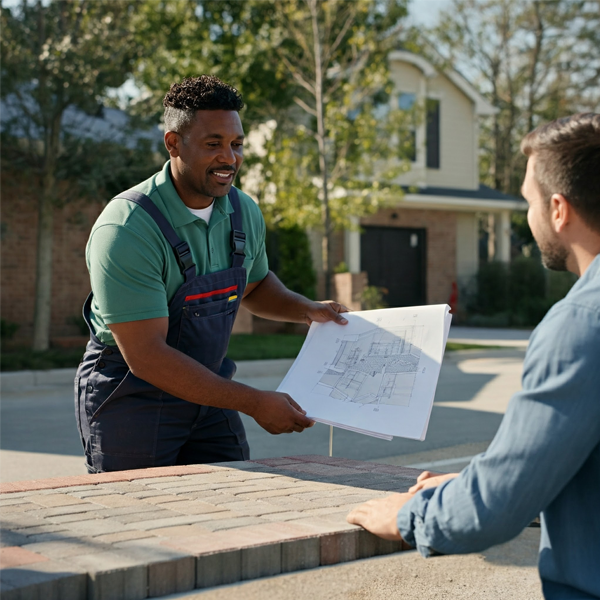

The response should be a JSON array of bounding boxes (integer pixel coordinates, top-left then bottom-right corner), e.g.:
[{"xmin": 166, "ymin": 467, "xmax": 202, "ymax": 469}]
[{"xmin": 250, "ymin": 391, "xmax": 315, "ymax": 434}]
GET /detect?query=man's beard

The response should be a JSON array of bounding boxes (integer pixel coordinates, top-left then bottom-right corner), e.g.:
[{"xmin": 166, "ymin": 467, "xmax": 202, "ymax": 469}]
[{"xmin": 539, "ymin": 237, "xmax": 569, "ymax": 271}]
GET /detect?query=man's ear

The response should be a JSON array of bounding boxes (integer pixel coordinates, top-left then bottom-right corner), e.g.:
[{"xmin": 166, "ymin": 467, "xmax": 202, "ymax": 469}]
[
  {"xmin": 550, "ymin": 193, "xmax": 571, "ymax": 233},
  {"xmin": 164, "ymin": 131, "xmax": 182, "ymax": 158}
]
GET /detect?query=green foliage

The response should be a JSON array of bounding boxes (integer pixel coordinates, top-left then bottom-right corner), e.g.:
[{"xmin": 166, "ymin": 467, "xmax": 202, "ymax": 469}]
[
  {"xmin": 1, "ymin": 347, "xmax": 86, "ymax": 371},
  {"xmin": 360, "ymin": 286, "xmax": 388, "ymax": 310},
  {"xmin": 245, "ymin": 0, "xmax": 412, "ymax": 233},
  {"xmin": 0, "ymin": 335, "xmax": 307, "ymax": 370},
  {"xmin": 334, "ymin": 262, "xmax": 349, "ymax": 274},
  {"xmin": 266, "ymin": 226, "xmax": 317, "ymax": 300},
  {"xmin": 0, "ymin": 319, "xmax": 20, "ymax": 341},
  {"xmin": 131, "ymin": 0, "xmax": 297, "ymax": 129},
  {"xmin": 421, "ymin": 0, "xmax": 600, "ymax": 196},
  {"xmin": 466, "ymin": 256, "xmax": 577, "ymax": 327}
]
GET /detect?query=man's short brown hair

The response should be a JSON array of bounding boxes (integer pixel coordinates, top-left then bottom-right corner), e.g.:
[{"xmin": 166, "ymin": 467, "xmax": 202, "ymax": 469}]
[{"xmin": 521, "ymin": 113, "xmax": 600, "ymax": 232}]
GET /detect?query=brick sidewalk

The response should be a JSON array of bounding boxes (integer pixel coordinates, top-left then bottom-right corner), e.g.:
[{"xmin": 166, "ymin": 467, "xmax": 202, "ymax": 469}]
[{"xmin": 0, "ymin": 455, "xmax": 420, "ymax": 600}]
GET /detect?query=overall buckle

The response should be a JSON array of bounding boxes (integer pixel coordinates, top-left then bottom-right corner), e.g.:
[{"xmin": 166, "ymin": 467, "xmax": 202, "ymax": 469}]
[
  {"xmin": 231, "ymin": 230, "xmax": 246, "ymax": 256},
  {"xmin": 174, "ymin": 241, "xmax": 195, "ymax": 273}
]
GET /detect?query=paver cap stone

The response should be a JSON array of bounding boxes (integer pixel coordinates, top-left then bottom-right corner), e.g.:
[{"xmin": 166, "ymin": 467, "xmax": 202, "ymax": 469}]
[{"xmin": 0, "ymin": 455, "xmax": 420, "ymax": 600}]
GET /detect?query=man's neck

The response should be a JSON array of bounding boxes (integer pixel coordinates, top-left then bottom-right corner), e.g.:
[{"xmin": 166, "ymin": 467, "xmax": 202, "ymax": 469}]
[
  {"xmin": 168, "ymin": 163, "xmax": 214, "ymax": 209},
  {"xmin": 568, "ymin": 244, "xmax": 600, "ymax": 277}
]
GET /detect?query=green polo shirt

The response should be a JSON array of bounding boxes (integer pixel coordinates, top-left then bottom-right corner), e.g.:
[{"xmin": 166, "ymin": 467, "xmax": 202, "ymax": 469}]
[{"xmin": 86, "ymin": 161, "xmax": 268, "ymax": 345}]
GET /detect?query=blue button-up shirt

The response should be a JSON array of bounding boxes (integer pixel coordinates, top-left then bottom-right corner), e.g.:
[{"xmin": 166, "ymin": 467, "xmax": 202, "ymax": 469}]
[{"xmin": 398, "ymin": 254, "xmax": 600, "ymax": 599}]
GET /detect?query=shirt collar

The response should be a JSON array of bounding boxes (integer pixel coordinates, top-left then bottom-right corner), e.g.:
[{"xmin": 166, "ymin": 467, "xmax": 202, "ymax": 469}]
[{"xmin": 155, "ymin": 160, "xmax": 234, "ymax": 229}]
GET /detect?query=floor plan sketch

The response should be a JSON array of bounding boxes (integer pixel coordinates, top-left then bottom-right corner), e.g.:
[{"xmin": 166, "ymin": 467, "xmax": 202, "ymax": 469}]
[
  {"xmin": 313, "ymin": 325, "xmax": 424, "ymax": 408},
  {"xmin": 277, "ymin": 304, "xmax": 451, "ymax": 441}
]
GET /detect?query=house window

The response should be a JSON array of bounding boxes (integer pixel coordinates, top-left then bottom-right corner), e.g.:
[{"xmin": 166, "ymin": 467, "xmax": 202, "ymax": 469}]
[
  {"xmin": 426, "ymin": 98, "xmax": 440, "ymax": 169},
  {"xmin": 398, "ymin": 93, "xmax": 416, "ymax": 162}
]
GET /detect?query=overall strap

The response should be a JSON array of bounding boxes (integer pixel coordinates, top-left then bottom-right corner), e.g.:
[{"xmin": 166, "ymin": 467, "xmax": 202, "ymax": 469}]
[
  {"xmin": 115, "ymin": 190, "xmax": 196, "ymax": 282},
  {"xmin": 227, "ymin": 187, "xmax": 246, "ymax": 269}
]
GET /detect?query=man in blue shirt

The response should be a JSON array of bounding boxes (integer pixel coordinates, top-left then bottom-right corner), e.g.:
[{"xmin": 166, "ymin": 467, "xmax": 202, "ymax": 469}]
[{"xmin": 348, "ymin": 113, "xmax": 600, "ymax": 599}]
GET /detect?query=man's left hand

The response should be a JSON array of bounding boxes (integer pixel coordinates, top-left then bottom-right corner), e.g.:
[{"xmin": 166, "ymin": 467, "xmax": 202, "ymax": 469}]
[
  {"xmin": 304, "ymin": 300, "xmax": 350, "ymax": 326},
  {"xmin": 347, "ymin": 493, "xmax": 412, "ymax": 541}
]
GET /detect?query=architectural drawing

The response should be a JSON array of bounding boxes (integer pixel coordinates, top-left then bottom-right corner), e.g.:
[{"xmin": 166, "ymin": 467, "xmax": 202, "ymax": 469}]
[{"xmin": 313, "ymin": 326, "xmax": 423, "ymax": 408}]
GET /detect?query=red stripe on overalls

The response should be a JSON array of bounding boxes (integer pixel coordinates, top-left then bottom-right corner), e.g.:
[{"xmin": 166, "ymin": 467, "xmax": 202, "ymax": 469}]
[{"xmin": 185, "ymin": 285, "xmax": 238, "ymax": 302}]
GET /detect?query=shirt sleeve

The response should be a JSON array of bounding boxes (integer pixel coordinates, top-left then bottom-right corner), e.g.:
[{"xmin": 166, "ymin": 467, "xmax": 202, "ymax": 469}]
[
  {"xmin": 87, "ymin": 223, "xmax": 169, "ymax": 324},
  {"xmin": 397, "ymin": 301, "xmax": 600, "ymax": 556}
]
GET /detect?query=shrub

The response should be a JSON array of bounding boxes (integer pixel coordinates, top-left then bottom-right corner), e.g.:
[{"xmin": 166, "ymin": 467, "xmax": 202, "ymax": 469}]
[
  {"xmin": 360, "ymin": 286, "xmax": 388, "ymax": 310},
  {"xmin": 465, "ymin": 256, "xmax": 576, "ymax": 327},
  {"xmin": 266, "ymin": 225, "xmax": 317, "ymax": 300},
  {"xmin": 0, "ymin": 319, "xmax": 19, "ymax": 341}
]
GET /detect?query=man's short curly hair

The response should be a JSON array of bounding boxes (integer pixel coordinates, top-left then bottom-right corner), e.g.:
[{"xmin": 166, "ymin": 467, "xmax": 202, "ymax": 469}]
[{"xmin": 163, "ymin": 75, "xmax": 244, "ymax": 136}]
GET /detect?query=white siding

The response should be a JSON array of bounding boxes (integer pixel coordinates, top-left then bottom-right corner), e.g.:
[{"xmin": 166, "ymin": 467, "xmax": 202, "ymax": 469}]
[{"xmin": 426, "ymin": 74, "xmax": 478, "ymax": 189}]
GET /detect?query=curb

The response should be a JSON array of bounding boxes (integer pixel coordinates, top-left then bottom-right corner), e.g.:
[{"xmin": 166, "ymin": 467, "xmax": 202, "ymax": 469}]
[
  {"xmin": 0, "ymin": 360, "xmax": 296, "ymax": 394},
  {"xmin": 0, "ymin": 368, "xmax": 76, "ymax": 393}
]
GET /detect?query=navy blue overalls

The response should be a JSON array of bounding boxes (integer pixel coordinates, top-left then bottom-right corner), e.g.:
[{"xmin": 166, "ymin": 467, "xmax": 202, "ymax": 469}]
[{"xmin": 75, "ymin": 188, "xmax": 250, "ymax": 473}]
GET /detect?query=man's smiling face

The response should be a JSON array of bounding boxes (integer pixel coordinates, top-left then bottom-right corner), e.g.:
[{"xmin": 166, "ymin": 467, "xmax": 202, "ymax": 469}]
[{"xmin": 168, "ymin": 110, "xmax": 244, "ymax": 208}]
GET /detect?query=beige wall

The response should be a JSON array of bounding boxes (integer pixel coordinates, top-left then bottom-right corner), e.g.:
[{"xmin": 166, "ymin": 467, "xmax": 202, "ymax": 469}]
[
  {"xmin": 426, "ymin": 73, "xmax": 478, "ymax": 190},
  {"xmin": 387, "ymin": 59, "xmax": 479, "ymax": 191}
]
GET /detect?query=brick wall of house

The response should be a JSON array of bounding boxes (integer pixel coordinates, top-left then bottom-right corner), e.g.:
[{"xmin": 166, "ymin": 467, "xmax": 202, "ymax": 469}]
[
  {"xmin": 1, "ymin": 177, "xmax": 103, "ymax": 344},
  {"xmin": 360, "ymin": 207, "xmax": 457, "ymax": 305}
]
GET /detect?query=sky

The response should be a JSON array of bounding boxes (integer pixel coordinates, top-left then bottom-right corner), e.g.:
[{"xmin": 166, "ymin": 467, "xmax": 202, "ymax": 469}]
[{"xmin": 409, "ymin": 0, "xmax": 452, "ymax": 27}]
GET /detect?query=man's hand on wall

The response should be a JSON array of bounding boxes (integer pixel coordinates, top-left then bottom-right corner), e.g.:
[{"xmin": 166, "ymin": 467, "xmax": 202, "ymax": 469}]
[{"xmin": 347, "ymin": 493, "xmax": 412, "ymax": 542}]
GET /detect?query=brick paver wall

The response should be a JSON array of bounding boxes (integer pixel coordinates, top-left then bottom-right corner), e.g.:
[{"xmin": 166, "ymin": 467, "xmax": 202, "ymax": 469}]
[
  {"xmin": 1, "ymin": 178, "xmax": 103, "ymax": 343},
  {"xmin": 361, "ymin": 207, "xmax": 457, "ymax": 305},
  {"xmin": 0, "ymin": 456, "xmax": 420, "ymax": 600}
]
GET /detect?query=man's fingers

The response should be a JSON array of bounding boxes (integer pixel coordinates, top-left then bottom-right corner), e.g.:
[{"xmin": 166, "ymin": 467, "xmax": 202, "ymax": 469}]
[
  {"xmin": 286, "ymin": 396, "xmax": 306, "ymax": 414},
  {"xmin": 285, "ymin": 395, "xmax": 316, "ymax": 428},
  {"xmin": 408, "ymin": 482, "xmax": 424, "ymax": 493},
  {"xmin": 417, "ymin": 470, "xmax": 435, "ymax": 482},
  {"xmin": 327, "ymin": 303, "xmax": 349, "ymax": 324}
]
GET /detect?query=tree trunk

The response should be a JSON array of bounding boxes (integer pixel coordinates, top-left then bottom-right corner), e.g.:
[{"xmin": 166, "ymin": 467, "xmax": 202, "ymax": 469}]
[
  {"xmin": 309, "ymin": 0, "xmax": 333, "ymax": 299},
  {"xmin": 32, "ymin": 112, "xmax": 61, "ymax": 351},
  {"xmin": 32, "ymin": 192, "xmax": 54, "ymax": 350}
]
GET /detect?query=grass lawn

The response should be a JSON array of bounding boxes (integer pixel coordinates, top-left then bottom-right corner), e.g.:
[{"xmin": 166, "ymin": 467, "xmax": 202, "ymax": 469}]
[{"xmin": 0, "ymin": 336, "xmax": 500, "ymax": 372}]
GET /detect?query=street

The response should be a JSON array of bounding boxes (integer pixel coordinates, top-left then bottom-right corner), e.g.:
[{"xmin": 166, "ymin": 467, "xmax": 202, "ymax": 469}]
[{"xmin": 0, "ymin": 346, "xmax": 525, "ymax": 482}]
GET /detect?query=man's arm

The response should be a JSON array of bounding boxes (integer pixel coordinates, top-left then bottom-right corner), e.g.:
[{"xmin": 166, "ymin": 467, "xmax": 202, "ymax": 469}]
[
  {"xmin": 348, "ymin": 302, "xmax": 600, "ymax": 555},
  {"xmin": 243, "ymin": 271, "xmax": 349, "ymax": 325},
  {"xmin": 109, "ymin": 317, "xmax": 313, "ymax": 434}
]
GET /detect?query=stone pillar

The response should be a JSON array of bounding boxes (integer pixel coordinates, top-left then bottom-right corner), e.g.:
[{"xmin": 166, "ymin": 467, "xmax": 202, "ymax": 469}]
[
  {"xmin": 344, "ymin": 217, "xmax": 361, "ymax": 273},
  {"xmin": 333, "ymin": 272, "xmax": 368, "ymax": 311},
  {"xmin": 495, "ymin": 210, "xmax": 511, "ymax": 263}
]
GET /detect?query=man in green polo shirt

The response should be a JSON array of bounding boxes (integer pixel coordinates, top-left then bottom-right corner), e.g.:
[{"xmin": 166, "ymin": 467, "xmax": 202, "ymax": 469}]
[{"xmin": 76, "ymin": 75, "xmax": 348, "ymax": 473}]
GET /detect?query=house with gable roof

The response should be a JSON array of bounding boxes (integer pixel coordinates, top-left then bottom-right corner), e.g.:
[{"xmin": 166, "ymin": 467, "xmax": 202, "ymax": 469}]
[{"xmin": 312, "ymin": 50, "xmax": 526, "ymax": 313}]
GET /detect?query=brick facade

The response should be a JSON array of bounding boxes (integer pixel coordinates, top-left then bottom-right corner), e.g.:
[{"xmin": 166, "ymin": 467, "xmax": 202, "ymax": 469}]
[
  {"xmin": 1, "ymin": 176, "xmax": 102, "ymax": 344},
  {"xmin": 360, "ymin": 207, "xmax": 457, "ymax": 306},
  {"xmin": 1, "ymin": 179, "xmax": 457, "ymax": 345}
]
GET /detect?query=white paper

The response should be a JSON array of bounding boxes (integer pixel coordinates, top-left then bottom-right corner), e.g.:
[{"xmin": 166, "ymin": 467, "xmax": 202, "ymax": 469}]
[{"xmin": 277, "ymin": 304, "xmax": 452, "ymax": 441}]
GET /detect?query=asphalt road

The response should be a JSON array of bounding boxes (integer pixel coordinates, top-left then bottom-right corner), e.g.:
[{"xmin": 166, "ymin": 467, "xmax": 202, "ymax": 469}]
[{"xmin": 0, "ymin": 348, "xmax": 525, "ymax": 482}]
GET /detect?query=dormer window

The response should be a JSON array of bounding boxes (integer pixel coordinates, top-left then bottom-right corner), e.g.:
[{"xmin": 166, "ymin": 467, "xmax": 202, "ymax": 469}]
[{"xmin": 398, "ymin": 93, "xmax": 417, "ymax": 162}]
